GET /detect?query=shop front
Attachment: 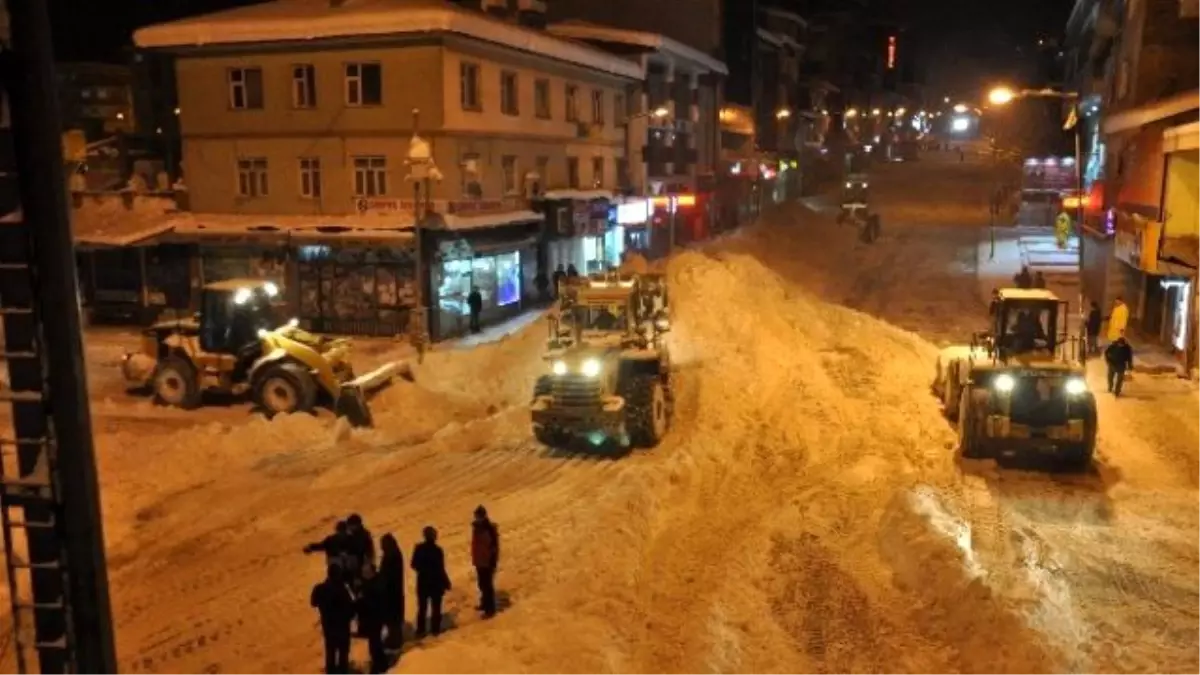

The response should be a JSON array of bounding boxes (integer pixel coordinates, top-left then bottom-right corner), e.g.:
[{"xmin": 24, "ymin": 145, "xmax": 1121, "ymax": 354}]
[
  {"xmin": 430, "ymin": 226, "xmax": 539, "ymax": 340},
  {"xmin": 292, "ymin": 237, "xmax": 418, "ymax": 337},
  {"xmin": 76, "ymin": 242, "xmax": 192, "ymax": 324},
  {"xmin": 539, "ymin": 197, "xmax": 618, "ymax": 275},
  {"xmin": 616, "ymin": 199, "xmax": 652, "ymax": 253}
]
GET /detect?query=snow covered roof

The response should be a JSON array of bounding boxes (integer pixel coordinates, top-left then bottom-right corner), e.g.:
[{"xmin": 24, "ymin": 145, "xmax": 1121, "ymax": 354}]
[
  {"xmin": 756, "ymin": 28, "xmax": 783, "ymax": 47},
  {"xmin": 167, "ymin": 210, "xmax": 416, "ymax": 241},
  {"xmin": 547, "ymin": 22, "xmax": 727, "ymax": 75},
  {"xmin": 133, "ymin": 0, "xmax": 644, "ymax": 80},
  {"xmin": 441, "ymin": 209, "xmax": 542, "ymax": 231},
  {"xmin": 541, "ymin": 188, "xmax": 615, "ymax": 201},
  {"xmin": 70, "ymin": 194, "xmax": 180, "ymax": 247},
  {"xmin": 999, "ymin": 288, "xmax": 1060, "ymax": 302}
]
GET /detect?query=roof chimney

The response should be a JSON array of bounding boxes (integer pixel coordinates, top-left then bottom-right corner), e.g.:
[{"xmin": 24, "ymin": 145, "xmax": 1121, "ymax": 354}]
[{"xmin": 516, "ymin": 0, "xmax": 547, "ymax": 28}]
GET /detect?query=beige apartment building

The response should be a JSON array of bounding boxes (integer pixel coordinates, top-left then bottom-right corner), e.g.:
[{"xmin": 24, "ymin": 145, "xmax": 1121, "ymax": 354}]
[
  {"xmin": 132, "ymin": 0, "xmax": 646, "ymax": 339},
  {"xmin": 136, "ymin": 0, "xmax": 643, "ymax": 219}
]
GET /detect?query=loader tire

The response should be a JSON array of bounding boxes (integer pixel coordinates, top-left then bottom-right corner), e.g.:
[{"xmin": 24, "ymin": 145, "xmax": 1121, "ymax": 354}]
[
  {"xmin": 624, "ymin": 375, "xmax": 669, "ymax": 448},
  {"xmin": 153, "ymin": 355, "xmax": 201, "ymax": 410},
  {"xmin": 958, "ymin": 387, "xmax": 988, "ymax": 459},
  {"xmin": 254, "ymin": 362, "xmax": 318, "ymax": 416},
  {"xmin": 1064, "ymin": 398, "xmax": 1097, "ymax": 471},
  {"xmin": 942, "ymin": 362, "xmax": 961, "ymax": 422}
]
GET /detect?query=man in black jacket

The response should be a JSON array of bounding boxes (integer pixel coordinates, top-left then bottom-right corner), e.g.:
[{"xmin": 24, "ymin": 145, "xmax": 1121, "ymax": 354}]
[
  {"xmin": 311, "ymin": 564, "xmax": 356, "ymax": 674},
  {"xmin": 1104, "ymin": 333, "xmax": 1134, "ymax": 397},
  {"xmin": 411, "ymin": 526, "xmax": 451, "ymax": 637},
  {"xmin": 303, "ymin": 521, "xmax": 349, "ymax": 571},
  {"xmin": 1085, "ymin": 302, "xmax": 1103, "ymax": 355},
  {"xmin": 467, "ymin": 286, "xmax": 483, "ymax": 334}
]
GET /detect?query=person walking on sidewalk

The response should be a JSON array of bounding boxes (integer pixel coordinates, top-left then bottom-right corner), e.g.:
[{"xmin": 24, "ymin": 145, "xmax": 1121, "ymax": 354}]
[
  {"xmin": 470, "ymin": 506, "xmax": 500, "ymax": 618},
  {"xmin": 467, "ymin": 286, "xmax": 483, "ymax": 334},
  {"xmin": 1106, "ymin": 296, "xmax": 1129, "ymax": 344},
  {"xmin": 1104, "ymin": 333, "xmax": 1135, "ymax": 397},
  {"xmin": 1086, "ymin": 301, "xmax": 1103, "ymax": 355}
]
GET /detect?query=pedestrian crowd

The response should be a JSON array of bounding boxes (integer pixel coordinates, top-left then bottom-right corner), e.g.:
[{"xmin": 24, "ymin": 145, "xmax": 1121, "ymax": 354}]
[{"xmin": 305, "ymin": 506, "xmax": 501, "ymax": 674}]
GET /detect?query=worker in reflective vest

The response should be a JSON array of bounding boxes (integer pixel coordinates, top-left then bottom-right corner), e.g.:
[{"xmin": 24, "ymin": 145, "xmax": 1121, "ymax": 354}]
[{"xmin": 1054, "ymin": 210, "xmax": 1072, "ymax": 250}]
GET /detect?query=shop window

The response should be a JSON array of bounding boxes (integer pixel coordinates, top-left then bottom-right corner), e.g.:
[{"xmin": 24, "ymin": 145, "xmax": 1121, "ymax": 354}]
[
  {"xmin": 228, "ymin": 67, "xmax": 263, "ymax": 110},
  {"xmin": 237, "ymin": 158, "xmax": 268, "ymax": 197},
  {"xmin": 494, "ymin": 251, "xmax": 521, "ymax": 306},
  {"xmin": 299, "ymin": 157, "xmax": 322, "ymax": 198},
  {"xmin": 345, "ymin": 62, "xmax": 382, "ymax": 106},
  {"xmin": 567, "ymin": 157, "xmax": 579, "ymax": 188},
  {"xmin": 614, "ymin": 92, "xmax": 626, "ymax": 126},
  {"xmin": 501, "ymin": 156, "xmax": 519, "ymax": 195},
  {"xmin": 353, "ymin": 156, "xmax": 387, "ymax": 196},
  {"xmin": 535, "ymin": 79, "xmax": 551, "ymax": 119},
  {"xmin": 500, "ymin": 71, "xmax": 519, "ymax": 116}
]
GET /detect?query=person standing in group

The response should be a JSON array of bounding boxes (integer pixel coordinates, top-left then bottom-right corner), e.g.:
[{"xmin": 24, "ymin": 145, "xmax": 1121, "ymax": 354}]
[
  {"xmin": 356, "ymin": 564, "xmax": 389, "ymax": 674},
  {"xmin": 470, "ymin": 506, "xmax": 500, "ymax": 618},
  {"xmin": 303, "ymin": 521, "xmax": 350, "ymax": 571},
  {"xmin": 310, "ymin": 565, "xmax": 356, "ymax": 675},
  {"xmin": 411, "ymin": 526, "xmax": 451, "ymax": 638},
  {"xmin": 377, "ymin": 533, "xmax": 406, "ymax": 650}
]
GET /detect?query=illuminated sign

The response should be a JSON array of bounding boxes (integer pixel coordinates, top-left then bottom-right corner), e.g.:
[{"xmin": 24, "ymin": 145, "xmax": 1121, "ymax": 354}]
[
  {"xmin": 616, "ymin": 201, "xmax": 650, "ymax": 225},
  {"xmin": 887, "ymin": 36, "xmax": 896, "ymax": 69}
]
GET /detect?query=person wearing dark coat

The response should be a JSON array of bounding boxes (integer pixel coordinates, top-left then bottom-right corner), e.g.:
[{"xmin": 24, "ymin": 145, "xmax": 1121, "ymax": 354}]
[
  {"xmin": 534, "ymin": 271, "xmax": 550, "ymax": 302},
  {"xmin": 470, "ymin": 506, "xmax": 500, "ymax": 618},
  {"xmin": 377, "ymin": 534, "xmax": 405, "ymax": 649},
  {"xmin": 566, "ymin": 264, "xmax": 580, "ymax": 279},
  {"xmin": 1032, "ymin": 271, "xmax": 1047, "ymax": 288},
  {"xmin": 304, "ymin": 521, "xmax": 350, "ymax": 570},
  {"xmin": 467, "ymin": 286, "xmax": 483, "ymax": 334},
  {"xmin": 1013, "ymin": 265, "xmax": 1033, "ymax": 289},
  {"xmin": 411, "ymin": 526, "xmax": 451, "ymax": 638},
  {"xmin": 1104, "ymin": 334, "xmax": 1134, "ymax": 397},
  {"xmin": 344, "ymin": 514, "xmax": 375, "ymax": 584},
  {"xmin": 356, "ymin": 564, "xmax": 389, "ymax": 674},
  {"xmin": 552, "ymin": 264, "xmax": 567, "ymax": 297},
  {"xmin": 1086, "ymin": 302, "xmax": 1103, "ymax": 355},
  {"xmin": 311, "ymin": 564, "xmax": 356, "ymax": 675},
  {"xmin": 988, "ymin": 288, "xmax": 1001, "ymax": 319}
]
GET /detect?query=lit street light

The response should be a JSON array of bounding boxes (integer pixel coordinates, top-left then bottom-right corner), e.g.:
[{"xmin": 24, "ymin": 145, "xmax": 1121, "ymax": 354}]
[
  {"xmin": 988, "ymin": 86, "xmax": 1016, "ymax": 105},
  {"xmin": 776, "ymin": 108, "xmax": 792, "ymax": 119},
  {"xmin": 871, "ymin": 108, "xmax": 881, "ymax": 116},
  {"xmin": 651, "ymin": 106, "xmax": 670, "ymax": 119},
  {"xmin": 845, "ymin": 108, "xmax": 859, "ymax": 118}
]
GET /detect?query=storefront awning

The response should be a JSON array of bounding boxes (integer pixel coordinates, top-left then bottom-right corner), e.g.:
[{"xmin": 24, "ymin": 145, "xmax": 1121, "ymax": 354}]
[{"xmin": 1164, "ymin": 121, "xmax": 1200, "ymax": 153}]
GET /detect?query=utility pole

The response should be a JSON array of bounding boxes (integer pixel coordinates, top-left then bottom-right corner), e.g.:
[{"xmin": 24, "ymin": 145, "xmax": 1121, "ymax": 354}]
[{"xmin": 0, "ymin": 1, "xmax": 117, "ymax": 671}]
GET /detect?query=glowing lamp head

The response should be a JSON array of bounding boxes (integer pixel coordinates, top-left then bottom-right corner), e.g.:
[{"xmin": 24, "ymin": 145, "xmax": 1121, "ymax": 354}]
[{"xmin": 988, "ymin": 87, "xmax": 1016, "ymax": 106}]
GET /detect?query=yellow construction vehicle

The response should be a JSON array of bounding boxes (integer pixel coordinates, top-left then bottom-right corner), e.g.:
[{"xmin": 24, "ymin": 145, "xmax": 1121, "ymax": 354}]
[{"xmin": 121, "ymin": 279, "xmax": 407, "ymax": 426}]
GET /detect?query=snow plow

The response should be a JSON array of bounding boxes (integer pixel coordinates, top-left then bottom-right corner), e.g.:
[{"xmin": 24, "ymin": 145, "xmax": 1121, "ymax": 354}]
[
  {"xmin": 530, "ymin": 272, "xmax": 673, "ymax": 449},
  {"xmin": 932, "ymin": 288, "xmax": 1096, "ymax": 468},
  {"xmin": 121, "ymin": 279, "xmax": 411, "ymax": 426}
]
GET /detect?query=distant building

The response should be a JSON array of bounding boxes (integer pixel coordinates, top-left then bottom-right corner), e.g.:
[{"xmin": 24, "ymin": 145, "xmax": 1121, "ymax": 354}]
[
  {"xmin": 128, "ymin": 0, "xmax": 645, "ymax": 339},
  {"xmin": 56, "ymin": 62, "xmax": 136, "ymax": 139}
]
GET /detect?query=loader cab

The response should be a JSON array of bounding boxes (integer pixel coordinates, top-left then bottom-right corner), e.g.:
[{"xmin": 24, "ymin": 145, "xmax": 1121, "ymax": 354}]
[
  {"xmin": 990, "ymin": 289, "xmax": 1065, "ymax": 360},
  {"xmin": 199, "ymin": 279, "xmax": 282, "ymax": 355}
]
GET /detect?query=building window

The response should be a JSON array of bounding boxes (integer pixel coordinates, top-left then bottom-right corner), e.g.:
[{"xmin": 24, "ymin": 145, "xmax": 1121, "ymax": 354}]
[
  {"xmin": 461, "ymin": 153, "xmax": 483, "ymax": 198},
  {"xmin": 616, "ymin": 158, "xmax": 629, "ymax": 188},
  {"xmin": 236, "ymin": 158, "xmax": 268, "ymax": 197},
  {"xmin": 299, "ymin": 157, "xmax": 322, "ymax": 198},
  {"xmin": 534, "ymin": 79, "xmax": 551, "ymax": 119},
  {"xmin": 592, "ymin": 156, "xmax": 605, "ymax": 188},
  {"xmin": 292, "ymin": 64, "xmax": 316, "ymax": 108},
  {"xmin": 501, "ymin": 155, "xmax": 519, "ymax": 195},
  {"xmin": 565, "ymin": 85, "xmax": 578, "ymax": 122},
  {"xmin": 567, "ymin": 157, "xmax": 579, "ymax": 188},
  {"xmin": 614, "ymin": 93, "xmax": 626, "ymax": 125},
  {"xmin": 228, "ymin": 67, "xmax": 264, "ymax": 110},
  {"xmin": 591, "ymin": 89, "xmax": 605, "ymax": 126},
  {"xmin": 345, "ymin": 63, "xmax": 382, "ymax": 106},
  {"xmin": 461, "ymin": 62, "xmax": 481, "ymax": 111},
  {"xmin": 535, "ymin": 156, "xmax": 549, "ymax": 188},
  {"xmin": 500, "ymin": 71, "xmax": 519, "ymax": 116},
  {"xmin": 353, "ymin": 156, "xmax": 387, "ymax": 196}
]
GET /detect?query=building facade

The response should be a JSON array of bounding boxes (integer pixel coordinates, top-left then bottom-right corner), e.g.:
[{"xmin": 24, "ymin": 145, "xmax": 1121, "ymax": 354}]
[
  {"xmin": 132, "ymin": 0, "xmax": 644, "ymax": 340},
  {"xmin": 1066, "ymin": 0, "xmax": 1198, "ymax": 373},
  {"xmin": 56, "ymin": 62, "xmax": 136, "ymax": 140}
]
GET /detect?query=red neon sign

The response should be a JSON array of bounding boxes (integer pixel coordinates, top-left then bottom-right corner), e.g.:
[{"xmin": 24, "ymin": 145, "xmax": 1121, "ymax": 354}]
[{"xmin": 887, "ymin": 36, "xmax": 896, "ymax": 70}]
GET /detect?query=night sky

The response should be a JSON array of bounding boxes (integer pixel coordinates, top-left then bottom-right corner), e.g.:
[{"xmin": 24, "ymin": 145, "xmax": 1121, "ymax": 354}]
[{"xmin": 50, "ymin": 0, "xmax": 1076, "ymax": 98}]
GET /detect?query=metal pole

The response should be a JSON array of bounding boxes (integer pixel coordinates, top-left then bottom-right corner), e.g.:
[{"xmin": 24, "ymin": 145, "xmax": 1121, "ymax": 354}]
[
  {"xmin": 4, "ymin": 0, "xmax": 117, "ymax": 671},
  {"xmin": 668, "ymin": 196, "xmax": 677, "ymax": 253},
  {"xmin": 1074, "ymin": 110, "xmax": 1085, "ymax": 313}
]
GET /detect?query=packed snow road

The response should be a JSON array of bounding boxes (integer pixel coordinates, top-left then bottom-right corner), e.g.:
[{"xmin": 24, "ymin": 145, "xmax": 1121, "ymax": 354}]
[{"xmin": 2, "ymin": 159, "xmax": 1196, "ymax": 673}]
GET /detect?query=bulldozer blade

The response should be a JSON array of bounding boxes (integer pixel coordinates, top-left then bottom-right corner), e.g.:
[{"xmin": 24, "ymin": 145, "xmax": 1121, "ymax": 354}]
[
  {"xmin": 335, "ymin": 385, "xmax": 373, "ymax": 428},
  {"xmin": 349, "ymin": 361, "xmax": 413, "ymax": 392}
]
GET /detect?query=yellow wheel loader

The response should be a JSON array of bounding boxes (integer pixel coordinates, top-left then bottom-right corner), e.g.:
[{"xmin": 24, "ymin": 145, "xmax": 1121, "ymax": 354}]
[{"xmin": 121, "ymin": 279, "xmax": 409, "ymax": 426}]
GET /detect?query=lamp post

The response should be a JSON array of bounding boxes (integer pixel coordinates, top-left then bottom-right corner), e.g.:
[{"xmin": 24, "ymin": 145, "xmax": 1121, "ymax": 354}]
[
  {"xmin": 405, "ymin": 107, "xmax": 439, "ymax": 355},
  {"xmin": 987, "ymin": 85, "xmax": 1084, "ymax": 309},
  {"xmin": 625, "ymin": 105, "xmax": 670, "ymax": 253}
]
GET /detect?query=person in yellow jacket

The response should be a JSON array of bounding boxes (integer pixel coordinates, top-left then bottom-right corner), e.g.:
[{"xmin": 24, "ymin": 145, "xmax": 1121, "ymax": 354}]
[
  {"xmin": 1054, "ymin": 211, "xmax": 1072, "ymax": 250},
  {"xmin": 1107, "ymin": 296, "xmax": 1129, "ymax": 342}
]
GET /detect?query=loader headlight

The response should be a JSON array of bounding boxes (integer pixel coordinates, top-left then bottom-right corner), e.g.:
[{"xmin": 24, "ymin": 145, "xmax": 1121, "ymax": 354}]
[
  {"xmin": 263, "ymin": 281, "xmax": 279, "ymax": 297},
  {"xmin": 233, "ymin": 287, "xmax": 252, "ymax": 305},
  {"xmin": 845, "ymin": 181, "xmax": 852, "ymax": 189},
  {"xmin": 552, "ymin": 360, "xmax": 568, "ymax": 376},
  {"xmin": 1064, "ymin": 377, "xmax": 1088, "ymax": 395},
  {"xmin": 580, "ymin": 358, "xmax": 602, "ymax": 377},
  {"xmin": 993, "ymin": 374, "xmax": 1015, "ymax": 393}
]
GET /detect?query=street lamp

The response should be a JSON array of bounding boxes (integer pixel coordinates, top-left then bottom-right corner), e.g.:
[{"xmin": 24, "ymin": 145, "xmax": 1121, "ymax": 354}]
[
  {"xmin": 986, "ymin": 85, "xmax": 1085, "ymax": 307},
  {"xmin": 871, "ymin": 108, "xmax": 881, "ymax": 116},
  {"xmin": 845, "ymin": 108, "xmax": 859, "ymax": 118},
  {"xmin": 776, "ymin": 108, "xmax": 792, "ymax": 119}
]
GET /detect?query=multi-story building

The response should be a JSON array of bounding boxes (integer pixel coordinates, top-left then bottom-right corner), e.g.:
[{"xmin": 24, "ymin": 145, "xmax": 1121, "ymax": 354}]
[
  {"xmin": 132, "ymin": 0, "xmax": 644, "ymax": 339},
  {"xmin": 56, "ymin": 62, "xmax": 136, "ymax": 140},
  {"xmin": 1066, "ymin": 0, "xmax": 1198, "ymax": 373}
]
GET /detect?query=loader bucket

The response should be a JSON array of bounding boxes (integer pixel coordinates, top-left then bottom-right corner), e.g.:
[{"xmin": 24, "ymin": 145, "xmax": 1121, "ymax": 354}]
[{"xmin": 333, "ymin": 361, "xmax": 413, "ymax": 428}]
